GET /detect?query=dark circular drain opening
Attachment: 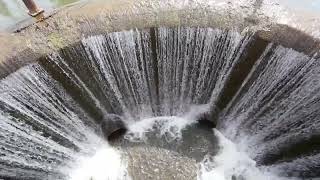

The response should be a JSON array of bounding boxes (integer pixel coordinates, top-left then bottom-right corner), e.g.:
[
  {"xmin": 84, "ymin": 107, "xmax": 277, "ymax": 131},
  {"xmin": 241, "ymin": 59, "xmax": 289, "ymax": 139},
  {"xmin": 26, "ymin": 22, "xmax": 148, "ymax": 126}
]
[{"xmin": 101, "ymin": 114, "xmax": 128, "ymax": 142}]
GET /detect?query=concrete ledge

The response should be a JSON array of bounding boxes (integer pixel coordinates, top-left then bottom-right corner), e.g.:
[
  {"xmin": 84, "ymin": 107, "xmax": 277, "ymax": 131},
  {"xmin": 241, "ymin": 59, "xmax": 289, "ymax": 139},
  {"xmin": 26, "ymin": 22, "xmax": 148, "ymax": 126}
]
[{"xmin": 0, "ymin": 0, "xmax": 319, "ymax": 79}]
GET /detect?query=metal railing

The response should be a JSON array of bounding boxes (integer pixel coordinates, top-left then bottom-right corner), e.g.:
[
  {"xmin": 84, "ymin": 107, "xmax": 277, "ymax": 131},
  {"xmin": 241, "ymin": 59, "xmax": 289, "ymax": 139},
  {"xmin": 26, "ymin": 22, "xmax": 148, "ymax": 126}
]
[{"xmin": 21, "ymin": 0, "xmax": 45, "ymax": 21}]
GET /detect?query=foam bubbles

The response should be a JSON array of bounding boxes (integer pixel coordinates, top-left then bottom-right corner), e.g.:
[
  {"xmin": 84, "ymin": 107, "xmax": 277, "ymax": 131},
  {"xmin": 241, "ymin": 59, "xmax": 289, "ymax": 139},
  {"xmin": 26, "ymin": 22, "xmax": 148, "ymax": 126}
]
[
  {"xmin": 125, "ymin": 116, "xmax": 196, "ymax": 142},
  {"xmin": 124, "ymin": 104, "xmax": 212, "ymax": 142},
  {"xmin": 67, "ymin": 112, "xmax": 293, "ymax": 180},
  {"xmin": 197, "ymin": 130, "xmax": 293, "ymax": 180},
  {"xmin": 68, "ymin": 145, "xmax": 130, "ymax": 180}
]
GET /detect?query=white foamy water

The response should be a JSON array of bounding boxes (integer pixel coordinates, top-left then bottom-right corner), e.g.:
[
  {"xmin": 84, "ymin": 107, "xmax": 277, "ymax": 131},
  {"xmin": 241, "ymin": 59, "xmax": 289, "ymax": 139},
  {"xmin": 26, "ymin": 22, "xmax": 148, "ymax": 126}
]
[
  {"xmin": 197, "ymin": 130, "xmax": 294, "ymax": 180},
  {"xmin": 123, "ymin": 110, "xmax": 289, "ymax": 180},
  {"xmin": 1, "ymin": 25, "xmax": 318, "ymax": 179},
  {"xmin": 68, "ymin": 145, "xmax": 130, "ymax": 180},
  {"xmin": 124, "ymin": 104, "xmax": 210, "ymax": 142},
  {"xmin": 125, "ymin": 116, "xmax": 193, "ymax": 142}
]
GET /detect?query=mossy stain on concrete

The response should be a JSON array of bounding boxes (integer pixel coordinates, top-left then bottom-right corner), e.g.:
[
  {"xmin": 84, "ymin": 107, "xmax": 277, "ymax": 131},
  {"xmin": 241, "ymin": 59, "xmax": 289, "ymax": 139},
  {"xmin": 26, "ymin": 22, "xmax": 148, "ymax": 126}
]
[{"xmin": 48, "ymin": 32, "xmax": 65, "ymax": 49}]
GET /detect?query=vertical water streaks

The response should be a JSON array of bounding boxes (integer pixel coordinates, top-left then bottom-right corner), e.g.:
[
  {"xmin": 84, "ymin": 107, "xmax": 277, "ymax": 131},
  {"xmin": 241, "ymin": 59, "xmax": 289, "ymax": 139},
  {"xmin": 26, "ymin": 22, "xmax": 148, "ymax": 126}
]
[
  {"xmin": 155, "ymin": 27, "xmax": 251, "ymax": 115},
  {"xmin": 52, "ymin": 27, "xmax": 252, "ymax": 121},
  {"xmin": 0, "ymin": 64, "xmax": 101, "ymax": 179},
  {"xmin": 0, "ymin": 27, "xmax": 255, "ymax": 179},
  {"xmin": 219, "ymin": 44, "xmax": 320, "ymax": 178},
  {"xmin": 0, "ymin": 26, "xmax": 319, "ymax": 179},
  {"xmin": 82, "ymin": 31, "xmax": 155, "ymax": 119},
  {"xmin": 215, "ymin": 33, "xmax": 269, "ymax": 111}
]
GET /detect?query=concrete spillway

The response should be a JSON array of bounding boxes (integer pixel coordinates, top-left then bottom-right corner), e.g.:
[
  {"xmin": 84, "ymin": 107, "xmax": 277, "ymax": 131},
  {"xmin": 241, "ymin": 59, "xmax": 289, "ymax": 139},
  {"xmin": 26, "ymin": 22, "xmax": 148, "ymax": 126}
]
[{"xmin": 0, "ymin": 1, "xmax": 319, "ymax": 180}]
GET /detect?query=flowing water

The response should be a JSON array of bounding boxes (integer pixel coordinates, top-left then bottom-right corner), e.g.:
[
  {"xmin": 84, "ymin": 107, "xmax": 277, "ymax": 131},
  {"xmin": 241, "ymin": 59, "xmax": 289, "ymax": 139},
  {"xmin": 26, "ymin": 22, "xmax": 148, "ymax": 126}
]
[{"xmin": 0, "ymin": 27, "xmax": 319, "ymax": 179}]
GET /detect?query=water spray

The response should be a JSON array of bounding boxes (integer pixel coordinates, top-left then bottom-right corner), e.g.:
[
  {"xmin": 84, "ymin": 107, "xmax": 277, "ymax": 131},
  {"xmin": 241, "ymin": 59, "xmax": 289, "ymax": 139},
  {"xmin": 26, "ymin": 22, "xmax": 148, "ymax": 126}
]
[{"xmin": 0, "ymin": 1, "xmax": 320, "ymax": 180}]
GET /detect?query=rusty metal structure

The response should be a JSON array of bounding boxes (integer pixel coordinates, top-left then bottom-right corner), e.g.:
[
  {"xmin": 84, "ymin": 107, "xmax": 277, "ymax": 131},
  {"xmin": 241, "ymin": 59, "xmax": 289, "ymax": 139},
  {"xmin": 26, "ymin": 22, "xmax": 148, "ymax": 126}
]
[{"xmin": 22, "ymin": 0, "xmax": 45, "ymax": 21}]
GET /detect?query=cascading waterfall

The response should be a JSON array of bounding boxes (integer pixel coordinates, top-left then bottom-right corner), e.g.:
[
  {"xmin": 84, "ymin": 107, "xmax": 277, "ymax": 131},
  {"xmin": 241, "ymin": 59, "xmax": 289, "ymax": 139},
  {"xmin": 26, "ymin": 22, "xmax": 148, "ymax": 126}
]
[
  {"xmin": 219, "ymin": 44, "xmax": 320, "ymax": 177},
  {"xmin": 0, "ymin": 64, "xmax": 103, "ymax": 179},
  {"xmin": 51, "ymin": 27, "xmax": 250, "ymax": 119},
  {"xmin": 0, "ymin": 26, "xmax": 319, "ymax": 179}
]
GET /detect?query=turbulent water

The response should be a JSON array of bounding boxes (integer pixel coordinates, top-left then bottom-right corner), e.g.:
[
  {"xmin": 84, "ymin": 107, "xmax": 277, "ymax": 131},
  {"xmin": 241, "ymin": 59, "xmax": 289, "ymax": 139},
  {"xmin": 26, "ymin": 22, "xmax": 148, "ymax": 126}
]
[
  {"xmin": 219, "ymin": 44, "xmax": 320, "ymax": 177},
  {"xmin": 0, "ymin": 27, "xmax": 319, "ymax": 179}
]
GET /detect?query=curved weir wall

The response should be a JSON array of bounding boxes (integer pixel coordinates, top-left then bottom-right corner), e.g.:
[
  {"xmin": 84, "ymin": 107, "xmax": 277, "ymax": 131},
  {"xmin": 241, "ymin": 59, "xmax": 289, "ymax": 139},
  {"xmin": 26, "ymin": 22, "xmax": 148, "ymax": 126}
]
[{"xmin": 0, "ymin": 1, "xmax": 320, "ymax": 180}]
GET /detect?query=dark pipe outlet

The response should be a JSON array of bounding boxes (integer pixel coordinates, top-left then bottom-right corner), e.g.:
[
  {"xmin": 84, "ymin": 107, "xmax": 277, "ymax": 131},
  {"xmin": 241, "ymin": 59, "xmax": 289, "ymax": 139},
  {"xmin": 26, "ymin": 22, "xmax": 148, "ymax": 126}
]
[
  {"xmin": 197, "ymin": 119, "xmax": 216, "ymax": 129},
  {"xmin": 196, "ymin": 106, "xmax": 219, "ymax": 129},
  {"xmin": 101, "ymin": 114, "xmax": 127, "ymax": 142}
]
